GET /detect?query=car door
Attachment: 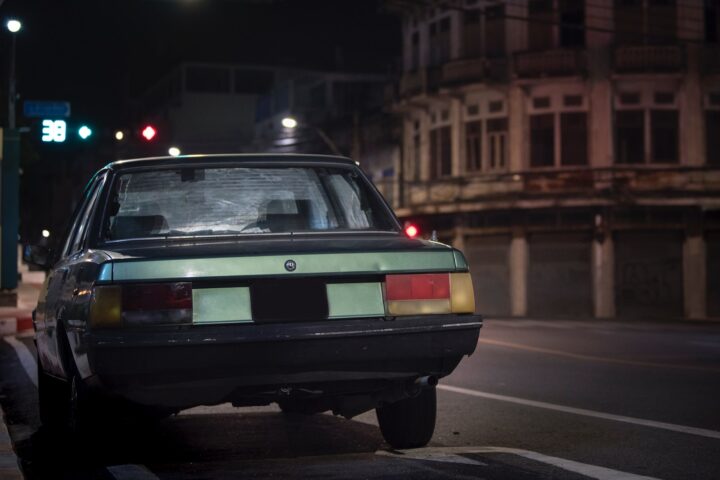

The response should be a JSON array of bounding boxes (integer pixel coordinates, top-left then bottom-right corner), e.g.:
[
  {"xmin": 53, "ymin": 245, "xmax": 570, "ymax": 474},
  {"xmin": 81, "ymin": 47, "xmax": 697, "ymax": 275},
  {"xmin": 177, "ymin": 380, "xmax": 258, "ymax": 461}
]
[{"xmin": 37, "ymin": 175, "xmax": 105, "ymax": 378}]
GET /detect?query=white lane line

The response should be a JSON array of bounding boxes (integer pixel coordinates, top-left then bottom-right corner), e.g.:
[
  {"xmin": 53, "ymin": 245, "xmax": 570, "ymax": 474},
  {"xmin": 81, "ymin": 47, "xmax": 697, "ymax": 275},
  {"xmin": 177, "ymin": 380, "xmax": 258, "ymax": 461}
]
[
  {"xmin": 439, "ymin": 384, "xmax": 720, "ymax": 440},
  {"xmin": 376, "ymin": 449, "xmax": 487, "ymax": 466},
  {"xmin": 381, "ymin": 446, "xmax": 660, "ymax": 480},
  {"xmin": 107, "ymin": 464, "xmax": 161, "ymax": 480},
  {"xmin": 3, "ymin": 336, "xmax": 38, "ymax": 387}
]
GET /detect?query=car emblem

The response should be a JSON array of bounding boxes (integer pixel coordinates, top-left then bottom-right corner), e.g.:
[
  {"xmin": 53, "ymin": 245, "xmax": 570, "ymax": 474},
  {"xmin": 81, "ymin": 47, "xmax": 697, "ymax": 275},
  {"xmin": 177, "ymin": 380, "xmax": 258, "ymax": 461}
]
[{"xmin": 284, "ymin": 259, "xmax": 297, "ymax": 272}]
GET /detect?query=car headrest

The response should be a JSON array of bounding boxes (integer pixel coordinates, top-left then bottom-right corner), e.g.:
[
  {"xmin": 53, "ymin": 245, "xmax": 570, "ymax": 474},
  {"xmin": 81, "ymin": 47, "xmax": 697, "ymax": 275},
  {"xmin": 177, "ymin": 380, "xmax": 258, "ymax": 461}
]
[{"xmin": 111, "ymin": 215, "xmax": 169, "ymax": 239}]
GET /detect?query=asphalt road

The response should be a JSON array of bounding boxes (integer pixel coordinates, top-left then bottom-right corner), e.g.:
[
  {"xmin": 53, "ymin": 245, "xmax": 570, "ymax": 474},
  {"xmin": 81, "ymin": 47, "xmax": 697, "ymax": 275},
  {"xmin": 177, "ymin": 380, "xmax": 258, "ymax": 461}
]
[{"xmin": 1, "ymin": 319, "xmax": 719, "ymax": 480}]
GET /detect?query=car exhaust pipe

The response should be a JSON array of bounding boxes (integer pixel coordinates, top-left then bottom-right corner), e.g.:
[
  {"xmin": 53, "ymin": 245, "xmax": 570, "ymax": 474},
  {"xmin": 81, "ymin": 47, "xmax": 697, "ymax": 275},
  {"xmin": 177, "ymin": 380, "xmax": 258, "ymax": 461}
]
[{"xmin": 413, "ymin": 375, "xmax": 438, "ymax": 388}]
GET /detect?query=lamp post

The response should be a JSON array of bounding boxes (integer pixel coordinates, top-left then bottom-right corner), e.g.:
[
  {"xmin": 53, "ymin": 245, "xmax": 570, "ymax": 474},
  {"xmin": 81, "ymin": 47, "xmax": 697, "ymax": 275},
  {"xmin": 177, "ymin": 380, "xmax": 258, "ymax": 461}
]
[
  {"xmin": 281, "ymin": 116, "xmax": 342, "ymax": 156},
  {"xmin": 6, "ymin": 19, "xmax": 21, "ymax": 129},
  {"xmin": 1, "ymin": 18, "xmax": 22, "ymax": 293}
]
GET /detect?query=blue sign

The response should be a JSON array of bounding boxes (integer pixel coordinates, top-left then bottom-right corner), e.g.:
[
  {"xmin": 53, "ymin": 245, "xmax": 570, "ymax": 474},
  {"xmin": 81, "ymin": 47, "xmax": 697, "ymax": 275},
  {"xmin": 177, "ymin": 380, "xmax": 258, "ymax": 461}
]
[{"xmin": 23, "ymin": 101, "xmax": 71, "ymax": 118}]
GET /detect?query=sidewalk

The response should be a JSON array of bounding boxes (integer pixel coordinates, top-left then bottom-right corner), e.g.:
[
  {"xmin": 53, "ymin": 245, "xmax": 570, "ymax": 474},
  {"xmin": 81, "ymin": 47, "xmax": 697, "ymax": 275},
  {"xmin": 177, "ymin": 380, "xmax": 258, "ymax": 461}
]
[{"xmin": 0, "ymin": 270, "xmax": 44, "ymax": 337}]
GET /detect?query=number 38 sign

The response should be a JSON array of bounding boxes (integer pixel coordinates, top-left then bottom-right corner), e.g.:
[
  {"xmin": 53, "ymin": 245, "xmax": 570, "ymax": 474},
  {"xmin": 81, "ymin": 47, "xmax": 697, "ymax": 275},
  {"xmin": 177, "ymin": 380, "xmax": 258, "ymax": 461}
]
[{"xmin": 41, "ymin": 119, "xmax": 67, "ymax": 143}]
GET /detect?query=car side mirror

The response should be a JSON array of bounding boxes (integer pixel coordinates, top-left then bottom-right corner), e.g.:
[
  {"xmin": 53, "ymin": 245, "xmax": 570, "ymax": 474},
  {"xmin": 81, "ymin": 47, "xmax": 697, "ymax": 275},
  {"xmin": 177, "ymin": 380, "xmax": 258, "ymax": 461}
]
[{"xmin": 23, "ymin": 244, "xmax": 51, "ymax": 270}]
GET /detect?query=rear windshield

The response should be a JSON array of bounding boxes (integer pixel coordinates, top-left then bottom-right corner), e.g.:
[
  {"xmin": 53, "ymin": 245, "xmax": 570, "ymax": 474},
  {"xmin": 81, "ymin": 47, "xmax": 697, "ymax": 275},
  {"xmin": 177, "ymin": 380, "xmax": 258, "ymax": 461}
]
[{"xmin": 102, "ymin": 166, "xmax": 398, "ymax": 240}]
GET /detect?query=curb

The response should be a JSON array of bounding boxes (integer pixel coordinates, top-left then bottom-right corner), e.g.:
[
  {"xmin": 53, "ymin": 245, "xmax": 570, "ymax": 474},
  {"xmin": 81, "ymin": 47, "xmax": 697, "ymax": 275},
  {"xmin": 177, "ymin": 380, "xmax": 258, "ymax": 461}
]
[
  {"xmin": 0, "ymin": 316, "xmax": 33, "ymax": 337},
  {"xmin": 0, "ymin": 407, "xmax": 23, "ymax": 479}
]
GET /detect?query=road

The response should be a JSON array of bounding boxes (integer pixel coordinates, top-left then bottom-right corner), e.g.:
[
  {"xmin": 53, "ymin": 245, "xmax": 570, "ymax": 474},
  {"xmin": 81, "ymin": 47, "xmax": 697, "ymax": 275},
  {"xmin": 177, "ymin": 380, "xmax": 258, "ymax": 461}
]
[{"xmin": 1, "ymin": 319, "xmax": 719, "ymax": 479}]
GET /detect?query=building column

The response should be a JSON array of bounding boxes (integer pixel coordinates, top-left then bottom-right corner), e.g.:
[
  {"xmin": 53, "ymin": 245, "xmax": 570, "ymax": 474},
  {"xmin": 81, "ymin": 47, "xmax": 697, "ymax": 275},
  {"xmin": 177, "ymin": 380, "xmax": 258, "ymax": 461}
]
[
  {"xmin": 452, "ymin": 225, "xmax": 466, "ymax": 253},
  {"xmin": 509, "ymin": 231, "xmax": 528, "ymax": 317},
  {"xmin": 592, "ymin": 235, "xmax": 615, "ymax": 318},
  {"xmin": 508, "ymin": 86, "xmax": 525, "ymax": 173},
  {"xmin": 450, "ymin": 97, "xmax": 464, "ymax": 176},
  {"xmin": 683, "ymin": 235, "xmax": 707, "ymax": 319}
]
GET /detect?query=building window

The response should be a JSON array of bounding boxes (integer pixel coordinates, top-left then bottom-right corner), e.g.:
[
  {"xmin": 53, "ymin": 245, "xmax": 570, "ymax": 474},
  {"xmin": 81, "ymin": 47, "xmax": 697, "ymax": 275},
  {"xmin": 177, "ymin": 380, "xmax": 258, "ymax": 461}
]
[
  {"xmin": 529, "ymin": 91, "xmax": 588, "ymax": 168},
  {"xmin": 430, "ymin": 126, "xmax": 452, "ymax": 178},
  {"xmin": 650, "ymin": 110, "xmax": 678, "ymax": 163},
  {"xmin": 466, "ymin": 121, "xmax": 482, "ymax": 171},
  {"xmin": 462, "ymin": 5, "xmax": 505, "ymax": 59},
  {"xmin": 706, "ymin": 0, "xmax": 719, "ymax": 43},
  {"xmin": 464, "ymin": 97, "xmax": 507, "ymax": 173},
  {"xmin": 430, "ymin": 17, "xmax": 451, "ymax": 65},
  {"xmin": 410, "ymin": 32, "xmax": 420, "ymax": 71},
  {"xmin": 615, "ymin": 90, "xmax": 678, "ymax": 164},
  {"xmin": 487, "ymin": 118, "xmax": 508, "ymax": 169},
  {"xmin": 706, "ymin": 92, "xmax": 720, "ymax": 165},
  {"xmin": 530, "ymin": 114, "xmax": 555, "ymax": 167},
  {"xmin": 707, "ymin": 111, "xmax": 720, "ymax": 164},
  {"xmin": 559, "ymin": 0, "xmax": 585, "ymax": 47},
  {"xmin": 528, "ymin": 0, "xmax": 554, "ymax": 51},
  {"xmin": 614, "ymin": 0, "xmax": 677, "ymax": 45},
  {"xmin": 485, "ymin": 5, "xmax": 506, "ymax": 57},
  {"xmin": 561, "ymin": 112, "xmax": 588, "ymax": 165},
  {"xmin": 616, "ymin": 110, "xmax": 645, "ymax": 164},
  {"xmin": 463, "ymin": 10, "xmax": 483, "ymax": 58}
]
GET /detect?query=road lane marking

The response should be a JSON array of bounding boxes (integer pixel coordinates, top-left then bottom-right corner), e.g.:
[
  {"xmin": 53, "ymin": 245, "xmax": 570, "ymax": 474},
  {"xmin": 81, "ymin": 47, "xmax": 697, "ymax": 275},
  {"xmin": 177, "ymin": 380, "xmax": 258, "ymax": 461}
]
[
  {"xmin": 3, "ymin": 336, "xmax": 37, "ymax": 387},
  {"xmin": 107, "ymin": 465, "xmax": 160, "ymax": 480},
  {"xmin": 376, "ymin": 449, "xmax": 487, "ymax": 466},
  {"xmin": 439, "ymin": 384, "xmax": 720, "ymax": 440},
  {"xmin": 381, "ymin": 447, "xmax": 660, "ymax": 480},
  {"xmin": 478, "ymin": 338, "xmax": 720, "ymax": 373}
]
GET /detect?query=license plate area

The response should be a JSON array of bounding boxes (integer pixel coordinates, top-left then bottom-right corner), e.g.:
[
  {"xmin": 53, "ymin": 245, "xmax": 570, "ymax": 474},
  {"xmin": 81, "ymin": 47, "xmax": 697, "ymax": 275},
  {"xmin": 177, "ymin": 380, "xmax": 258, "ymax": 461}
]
[{"xmin": 250, "ymin": 278, "xmax": 328, "ymax": 323}]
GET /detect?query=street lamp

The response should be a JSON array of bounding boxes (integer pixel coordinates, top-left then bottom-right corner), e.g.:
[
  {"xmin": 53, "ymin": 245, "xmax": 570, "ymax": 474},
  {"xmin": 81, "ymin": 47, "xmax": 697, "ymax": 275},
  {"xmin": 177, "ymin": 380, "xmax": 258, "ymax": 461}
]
[
  {"xmin": 280, "ymin": 116, "xmax": 341, "ymax": 156},
  {"xmin": 6, "ymin": 18, "xmax": 21, "ymax": 129},
  {"xmin": 168, "ymin": 146, "xmax": 181, "ymax": 157}
]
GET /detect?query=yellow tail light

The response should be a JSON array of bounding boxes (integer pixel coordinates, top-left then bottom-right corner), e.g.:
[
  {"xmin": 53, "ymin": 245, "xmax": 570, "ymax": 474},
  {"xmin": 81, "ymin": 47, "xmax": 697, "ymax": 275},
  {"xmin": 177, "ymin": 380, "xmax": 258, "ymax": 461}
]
[{"xmin": 89, "ymin": 286, "xmax": 122, "ymax": 328}]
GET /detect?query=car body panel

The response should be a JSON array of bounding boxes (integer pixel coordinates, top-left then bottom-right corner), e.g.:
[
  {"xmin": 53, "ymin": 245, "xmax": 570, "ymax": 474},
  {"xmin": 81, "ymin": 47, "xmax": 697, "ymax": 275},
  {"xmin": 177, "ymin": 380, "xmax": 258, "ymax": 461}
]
[{"xmin": 106, "ymin": 250, "xmax": 459, "ymax": 282}]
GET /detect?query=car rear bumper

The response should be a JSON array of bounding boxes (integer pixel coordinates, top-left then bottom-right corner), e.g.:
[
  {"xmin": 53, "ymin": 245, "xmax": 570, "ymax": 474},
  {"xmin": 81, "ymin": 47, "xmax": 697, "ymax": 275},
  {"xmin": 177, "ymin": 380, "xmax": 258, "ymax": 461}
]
[{"xmin": 85, "ymin": 315, "xmax": 482, "ymax": 409}]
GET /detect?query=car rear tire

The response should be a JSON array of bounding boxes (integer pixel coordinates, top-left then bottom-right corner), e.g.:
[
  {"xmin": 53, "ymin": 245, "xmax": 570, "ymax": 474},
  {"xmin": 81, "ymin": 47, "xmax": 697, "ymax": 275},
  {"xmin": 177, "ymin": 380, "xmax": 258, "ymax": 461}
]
[
  {"xmin": 38, "ymin": 362, "xmax": 69, "ymax": 428},
  {"xmin": 376, "ymin": 387, "xmax": 436, "ymax": 449}
]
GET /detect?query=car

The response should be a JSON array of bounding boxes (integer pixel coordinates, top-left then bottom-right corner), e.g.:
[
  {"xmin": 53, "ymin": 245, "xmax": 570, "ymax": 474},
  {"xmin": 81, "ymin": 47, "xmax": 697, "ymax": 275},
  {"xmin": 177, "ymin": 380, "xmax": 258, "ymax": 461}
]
[{"xmin": 24, "ymin": 153, "xmax": 482, "ymax": 449}]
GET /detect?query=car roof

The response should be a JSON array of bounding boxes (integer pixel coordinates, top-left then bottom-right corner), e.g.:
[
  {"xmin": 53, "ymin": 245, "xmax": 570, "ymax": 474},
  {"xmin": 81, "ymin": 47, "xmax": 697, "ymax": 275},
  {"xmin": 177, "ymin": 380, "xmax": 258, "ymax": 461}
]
[{"xmin": 105, "ymin": 153, "xmax": 356, "ymax": 171}]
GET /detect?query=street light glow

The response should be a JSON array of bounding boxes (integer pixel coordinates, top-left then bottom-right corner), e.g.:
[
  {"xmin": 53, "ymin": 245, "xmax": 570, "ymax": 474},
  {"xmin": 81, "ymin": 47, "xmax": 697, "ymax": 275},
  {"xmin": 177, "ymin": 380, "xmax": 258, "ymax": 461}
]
[
  {"xmin": 115, "ymin": 130, "xmax": 124, "ymax": 141},
  {"xmin": 6, "ymin": 19, "xmax": 21, "ymax": 33},
  {"xmin": 41, "ymin": 229, "xmax": 50, "ymax": 238},
  {"xmin": 281, "ymin": 117, "xmax": 298, "ymax": 129},
  {"xmin": 168, "ymin": 147, "xmax": 181, "ymax": 157}
]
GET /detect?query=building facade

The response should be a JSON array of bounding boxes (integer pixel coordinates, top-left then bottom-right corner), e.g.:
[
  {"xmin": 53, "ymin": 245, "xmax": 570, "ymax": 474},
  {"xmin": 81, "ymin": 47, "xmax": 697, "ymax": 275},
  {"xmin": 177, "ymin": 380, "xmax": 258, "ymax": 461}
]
[{"xmin": 388, "ymin": 0, "xmax": 720, "ymax": 319}]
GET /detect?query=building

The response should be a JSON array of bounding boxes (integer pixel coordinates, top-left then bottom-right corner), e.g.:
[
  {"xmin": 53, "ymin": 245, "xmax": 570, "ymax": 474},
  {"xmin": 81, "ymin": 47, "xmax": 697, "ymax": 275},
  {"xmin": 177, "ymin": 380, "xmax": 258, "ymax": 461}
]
[
  {"xmin": 387, "ymin": 0, "xmax": 720, "ymax": 320},
  {"xmin": 253, "ymin": 69, "xmax": 400, "ymax": 188}
]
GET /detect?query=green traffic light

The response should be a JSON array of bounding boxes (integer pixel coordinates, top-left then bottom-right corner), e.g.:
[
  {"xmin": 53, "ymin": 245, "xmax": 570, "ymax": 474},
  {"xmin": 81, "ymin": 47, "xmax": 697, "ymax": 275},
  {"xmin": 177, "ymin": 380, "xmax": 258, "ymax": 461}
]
[{"xmin": 78, "ymin": 125, "xmax": 92, "ymax": 140}]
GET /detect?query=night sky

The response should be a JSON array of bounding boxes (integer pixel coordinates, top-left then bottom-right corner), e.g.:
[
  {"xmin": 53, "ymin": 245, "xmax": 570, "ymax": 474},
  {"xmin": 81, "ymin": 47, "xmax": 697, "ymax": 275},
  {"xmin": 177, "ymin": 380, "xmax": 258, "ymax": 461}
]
[{"xmin": 1, "ymin": 0, "xmax": 400, "ymax": 128}]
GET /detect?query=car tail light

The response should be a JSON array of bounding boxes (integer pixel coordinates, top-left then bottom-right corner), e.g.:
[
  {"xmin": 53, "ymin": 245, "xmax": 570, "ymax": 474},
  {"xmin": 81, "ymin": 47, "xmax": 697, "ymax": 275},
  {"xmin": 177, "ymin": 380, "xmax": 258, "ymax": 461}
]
[
  {"xmin": 384, "ymin": 272, "xmax": 475, "ymax": 316},
  {"xmin": 89, "ymin": 282, "xmax": 193, "ymax": 328}
]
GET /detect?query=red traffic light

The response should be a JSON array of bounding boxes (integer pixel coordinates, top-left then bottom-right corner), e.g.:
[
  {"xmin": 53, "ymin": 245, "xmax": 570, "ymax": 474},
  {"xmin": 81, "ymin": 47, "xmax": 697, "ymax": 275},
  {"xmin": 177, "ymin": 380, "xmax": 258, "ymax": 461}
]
[{"xmin": 141, "ymin": 125, "xmax": 157, "ymax": 141}]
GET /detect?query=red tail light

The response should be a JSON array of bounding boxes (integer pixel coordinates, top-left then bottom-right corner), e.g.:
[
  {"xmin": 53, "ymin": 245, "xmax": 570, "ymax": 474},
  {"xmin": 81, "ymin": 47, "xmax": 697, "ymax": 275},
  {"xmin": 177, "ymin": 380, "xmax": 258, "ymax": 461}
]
[
  {"xmin": 90, "ymin": 282, "xmax": 193, "ymax": 328},
  {"xmin": 123, "ymin": 283, "xmax": 192, "ymax": 311},
  {"xmin": 404, "ymin": 224, "xmax": 419, "ymax": 239},
  {"xmin": 386, "ymin": 273, "xmax": 450, "ymax": 301}
]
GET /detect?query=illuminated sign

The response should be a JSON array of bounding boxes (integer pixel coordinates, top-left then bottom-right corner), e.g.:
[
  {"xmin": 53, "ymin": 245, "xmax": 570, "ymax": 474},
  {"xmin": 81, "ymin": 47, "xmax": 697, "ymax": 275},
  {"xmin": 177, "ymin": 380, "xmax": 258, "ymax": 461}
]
[{"xmin": 41, "ymin": 119, "xmax": 67, "ymax": 143}]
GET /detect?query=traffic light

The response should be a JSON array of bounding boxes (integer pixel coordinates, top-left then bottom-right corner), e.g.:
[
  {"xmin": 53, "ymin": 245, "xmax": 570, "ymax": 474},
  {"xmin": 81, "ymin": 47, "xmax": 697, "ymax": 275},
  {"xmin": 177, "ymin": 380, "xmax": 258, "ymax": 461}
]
[
  {"xmin": 141, "ymin": 125, "xmax": 157, "ymax": 141},
  {"xmin": 78, "ymin": 125, "xmax": 92, "ymax": 140}
]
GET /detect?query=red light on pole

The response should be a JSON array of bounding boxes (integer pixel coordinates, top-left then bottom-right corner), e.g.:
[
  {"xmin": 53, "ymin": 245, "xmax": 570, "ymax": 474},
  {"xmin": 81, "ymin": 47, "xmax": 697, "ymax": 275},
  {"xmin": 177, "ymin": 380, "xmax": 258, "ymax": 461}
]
[
  {"xmin": 141, "ymin": 125, "xmax": 157, "ymax": 141},
  {"xmin": 404, "ymin": 224, "xmax": 419, "ymax": 239}
]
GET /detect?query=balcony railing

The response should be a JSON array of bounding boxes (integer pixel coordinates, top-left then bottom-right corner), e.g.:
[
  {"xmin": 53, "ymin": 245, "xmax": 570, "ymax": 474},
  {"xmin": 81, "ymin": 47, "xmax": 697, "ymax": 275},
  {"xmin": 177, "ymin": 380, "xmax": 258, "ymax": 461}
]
[
  {"xmin": 398, "ymin": 67, "xmax": 441, "ymax": 98},
  {"xmin": 514, "ymin": 49, "xmax": 586, "ymax": 78},
  {"xmin": 397, "ymin": 166, "xmax": 720, "ymax": 210},
  {"xmin": 613, "ymin": 45, "xmax": 685, "ymax": 73},
  {"xmin": 440, "ymin": 57, "xmax": 508, "ymax": 86}
]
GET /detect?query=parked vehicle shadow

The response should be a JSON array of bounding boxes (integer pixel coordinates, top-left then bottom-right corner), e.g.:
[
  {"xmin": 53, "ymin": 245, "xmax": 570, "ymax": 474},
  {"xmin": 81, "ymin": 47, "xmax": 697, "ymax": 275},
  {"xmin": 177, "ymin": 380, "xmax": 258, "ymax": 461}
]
[{"xmin": 23, "ymin": 410, "xmax": 384, "ymax": 479}]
